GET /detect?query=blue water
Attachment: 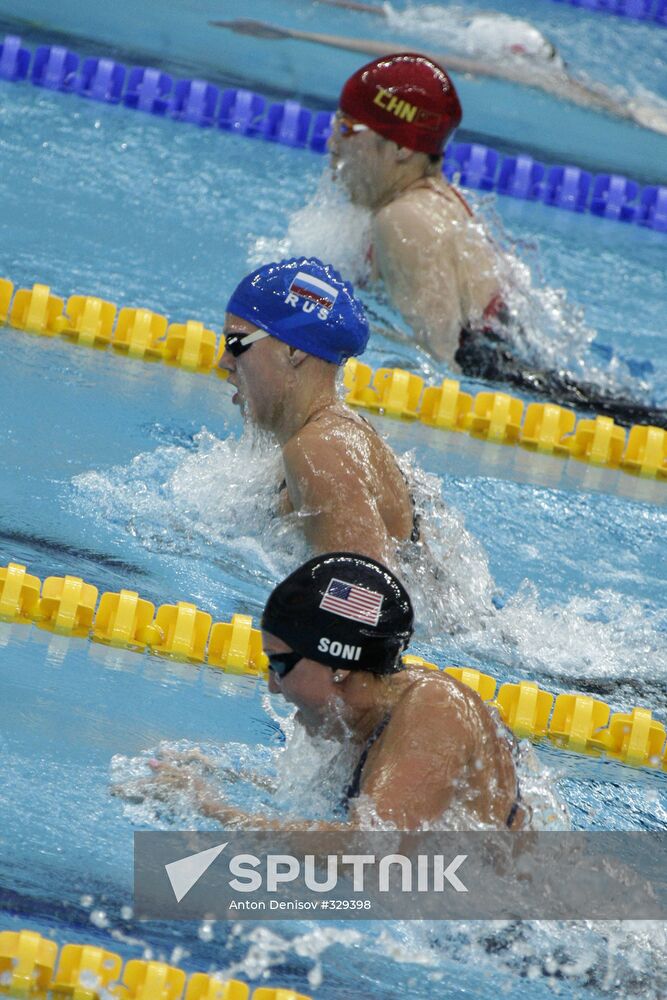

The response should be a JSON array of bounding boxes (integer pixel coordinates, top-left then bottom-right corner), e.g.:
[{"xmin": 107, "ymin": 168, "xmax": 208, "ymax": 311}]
[
  {"xmin": 2, "ymin": 0, "xmax": 667, "ymax": 179},
  {"xmin": 1, "ymin": 14, "xmax": 667, "ymax": 1000}
]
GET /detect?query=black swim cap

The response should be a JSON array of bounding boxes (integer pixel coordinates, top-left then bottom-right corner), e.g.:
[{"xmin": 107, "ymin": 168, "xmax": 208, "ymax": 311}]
[{"xmin": 261, "ymin": 553, "xmax": 414, "ymax": 675}]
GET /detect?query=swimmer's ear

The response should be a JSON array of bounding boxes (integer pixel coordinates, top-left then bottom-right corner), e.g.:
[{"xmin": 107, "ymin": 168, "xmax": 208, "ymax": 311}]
[{"xmin": 288, "ymin": 347, "xmax": 308, "ymax": 367}]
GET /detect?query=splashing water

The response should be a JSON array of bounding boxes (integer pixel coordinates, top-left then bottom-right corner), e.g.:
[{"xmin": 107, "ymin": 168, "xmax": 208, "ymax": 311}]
[
  {"xmin": 249, "ymin": 172, "xmax": 372, "ymax": 287},
  {"xmin": 110, "ymin": 698, "xmax": 567, "ymax": 835},
  {"xmin": 395, "ymin": 452, "xmax": 498, "ymax": 634},
  {"xmin": 249, "ymin": 167, "xmax": 650, "ymax": 397},
  {"xmin": 479, "ymin": 198, "xmax": 648, "ymax": 394},
  {"xmin": 384, "ymin": 3, "xmax": 560, "ymax": 65},
  {"xmin": 72, "ymin": 426, "xmax": 667, "ymax": 700},
  {"xmin": 383, "ymin": 3, "xmax": 667, "ymax": 130},
  {"xmin": 72, "ymin": 426, "xmax": 308, "ymax": 592}
]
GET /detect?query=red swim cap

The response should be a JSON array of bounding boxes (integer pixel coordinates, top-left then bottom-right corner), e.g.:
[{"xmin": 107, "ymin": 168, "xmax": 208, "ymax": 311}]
[{"xmin": 339, "ymin": 53, "xmax": 462, "ymax": 156}]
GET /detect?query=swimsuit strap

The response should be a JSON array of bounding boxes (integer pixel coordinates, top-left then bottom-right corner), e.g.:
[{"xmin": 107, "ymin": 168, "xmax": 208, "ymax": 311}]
[
  {"xmin": 342, "ymin": 713, "xmax": 392, "ymax": 808},
  {"xmin": 396, "ymin": 175, "xmax": 475, "ymax": 218},
  {"xmin": 506, "ymin": 794, "xmax": 521, "ymax": 829},
  {"xmin": 301, "ymin": 400, "xmax": 344, "ymax": 428}
]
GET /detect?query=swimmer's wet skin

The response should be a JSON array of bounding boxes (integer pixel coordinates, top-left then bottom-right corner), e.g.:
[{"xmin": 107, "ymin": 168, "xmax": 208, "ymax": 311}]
[
  {"xmin": 218, "ymin": 257, "xmax": 418, "ymax": 565},
  {"xmin": 124, "ymin": 554, "xmax": 524, "ymax": 832},
  {"xmin": 330, "ymin": 54, "xmax": 667, "ymax": 428}
]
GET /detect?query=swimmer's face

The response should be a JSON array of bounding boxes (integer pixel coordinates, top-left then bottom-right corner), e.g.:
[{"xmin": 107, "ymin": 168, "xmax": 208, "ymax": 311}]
[
  {"xmin": 218, "ymin": 314, "xmax": 294, "ymax": 429},
  {"xmin": 329, "ymin": 112, "xmax": 398, "ymax": 209},
  {"xmin": 263, "ymin": 631, "xmax": 345, "ymax": 736}
]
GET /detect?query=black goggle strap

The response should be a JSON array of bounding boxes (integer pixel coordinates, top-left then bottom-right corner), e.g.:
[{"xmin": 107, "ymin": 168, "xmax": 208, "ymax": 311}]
[
  {"xmin": 266, "ymin": 650, "xmax": 303, "ymax": 677},
  {"xmin": 224, "ymin": 329, "xmax": 271, "ymax": 356}
]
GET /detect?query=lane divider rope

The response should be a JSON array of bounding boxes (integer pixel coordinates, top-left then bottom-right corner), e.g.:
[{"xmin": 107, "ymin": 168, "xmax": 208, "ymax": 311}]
[
  {"xmin": 1, "ymin": 560, "xmax": 665, "ymax": 771},
  {"xmin": 1, "ymin": 276, "xmax": 665, "ymax": 480},
  {"xmin": 0, "ymin": 33, "xmax": 665, "ymax": 231},
  {"xmin": 0, "ymin": 929, "xmax": 312, "ymax": 1000}
]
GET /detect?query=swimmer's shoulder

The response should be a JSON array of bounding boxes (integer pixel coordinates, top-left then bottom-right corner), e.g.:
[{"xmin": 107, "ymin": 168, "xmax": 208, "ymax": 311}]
[
  {"xmin": 373, "ymin": 182, "xmax": 468, "ymax": 257},
  {"xmin": 282, "ymin": 407, "xmax": 374, "ymax": 481},
  {"xmin": 380, "ymin": 176, "xmax": 474, "ymax": 222},
  {"xmin": 389, "ymin": 670, "xmax": 478, "ymax": 742},
  {"xmin": 291, "ymin": 402, "xmax": 375, "ymax": 446},
  {"xmin": 395, "ymin": 669, "xmax": 496, "ymax": 744}
]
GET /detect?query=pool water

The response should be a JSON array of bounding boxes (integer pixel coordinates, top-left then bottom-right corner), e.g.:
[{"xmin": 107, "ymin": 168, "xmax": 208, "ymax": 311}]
[{"xmin": 1, "ymin": 8, "xmax": 667, "ymax": 1000}]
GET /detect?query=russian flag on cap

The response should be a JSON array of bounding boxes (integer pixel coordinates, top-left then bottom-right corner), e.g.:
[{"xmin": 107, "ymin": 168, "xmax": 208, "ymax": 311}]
[{"xmin": 289, "ymin": 270, "xmax": 339, "ymax": 313}]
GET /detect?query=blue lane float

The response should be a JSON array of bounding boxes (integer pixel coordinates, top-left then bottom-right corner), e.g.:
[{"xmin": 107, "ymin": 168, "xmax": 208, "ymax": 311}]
[
  {"xmin": 77, "ymin": 57, "xmax": 126, "ymax": 103},
  {"xmin": 123, "ymin": 66, "xmax": 172, "ymax": 115},
  {"xmin": 549, "ymin": 0, "xmax": 667, "ymax": 25},
  {"xmin": 497, "ymin": 156, "xmax": 546, "ymax": 200},
  {"xmin": 590, "ymin": 174, "xmax": 641, "ymax": 220},
  {"xmin": 543, "ymin": 166, "xmax": 592, "ymax": 212},
  {"xmin": 311, "ymin": 110, "xmax": 335, "ymax": 154},
  {"xmin": 0, "ymin": 34, "xmax": 30, "ymax": 81},
  {"xmin": 445, "ymin": 143, "xmax": 500, "ymax": 191},
  {"xmin": 1, "ymin": 34, "xmax": 666, "ymax": 233},
  {"xmin": 31, "ymin": 45, "xmax": 79, "ymax": 91},
  {"xmin": 262, "ymin": 100, "xmax": 312, "ymax": 148},
  {"xmin": 218, "ymin": 88, "xmax": 265, "ymax": 135},
  {"xmin": 171, "ymin": 79, "xmax": 219, "ymax": 126}
]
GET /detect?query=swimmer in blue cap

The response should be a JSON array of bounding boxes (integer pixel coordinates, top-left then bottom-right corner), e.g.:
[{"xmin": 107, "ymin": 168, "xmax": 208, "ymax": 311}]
[{"xmin": 219, "ymin": 257, "xmax": 419, "ymax": 564}]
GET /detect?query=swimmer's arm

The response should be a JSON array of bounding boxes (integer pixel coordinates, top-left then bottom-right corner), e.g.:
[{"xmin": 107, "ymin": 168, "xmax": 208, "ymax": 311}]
[
  {"xmin": 359, "ymin": 686, "xmax": 472, "ymax": 829},
  {"xmin": 197, "ymin": 693, "xmax": 472, "ymax": 831},
  {"xmin": 197, "ymin": 795, "xmax": 352, "ymax": 832},
  {"xmin": 147, "ymin": 749, "xmax": 279, "ymax": 793},
  {"xmin": 373, "ymin": 199, "xmax": 464, "ymax": 365},
  {"xmin": 222, "ymin": 767, "xmax": 278, "ymax": 793},
  {"xmin": 121, "ymin": 765, "xmax": 350, "ymax": 831},
  {"xmin": 282, "ymin": 433, "xmax": 391, "ymax": 564}
]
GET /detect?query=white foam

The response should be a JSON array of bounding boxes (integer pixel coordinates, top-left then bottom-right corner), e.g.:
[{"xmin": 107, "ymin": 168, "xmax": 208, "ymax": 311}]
[
  {"xmin": 249, "ymin": 172, "xmax": 372, "ymax": 286},
  {"xmin": 385, "ymin": 3, "xmax": 559, "ymax": 64}
]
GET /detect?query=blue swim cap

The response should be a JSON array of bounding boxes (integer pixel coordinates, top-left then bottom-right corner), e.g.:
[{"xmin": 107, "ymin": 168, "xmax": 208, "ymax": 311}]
[{"xmin": 225, "ymin": 257, "xmax": 369, "ymax": 365}]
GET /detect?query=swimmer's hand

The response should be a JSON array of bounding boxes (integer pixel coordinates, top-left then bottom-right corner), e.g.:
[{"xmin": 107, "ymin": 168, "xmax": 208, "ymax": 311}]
[
  {"xmin": 148, "ymin": 747, "xmax": 218, "ymax": 773},
  {"xmin": 150, "ymin": 748, "xmax": 278, "ymax": 793},
  {"xmin": 150, "ymin": 762, "xmax": 247, "ymax": 824},
  {"xmin": 110, "ymin": 759, "xmax": 207, "ymax": 802},
  {"xmin": 111, "ymin": 760, "xmax": 246, "ymax": 825}
]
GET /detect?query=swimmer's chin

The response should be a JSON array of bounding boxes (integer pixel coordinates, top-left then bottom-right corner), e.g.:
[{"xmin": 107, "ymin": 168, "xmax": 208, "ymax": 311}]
[{"xmin": 294, "ymin": 709, "xmax": 320, "ymax": 736}]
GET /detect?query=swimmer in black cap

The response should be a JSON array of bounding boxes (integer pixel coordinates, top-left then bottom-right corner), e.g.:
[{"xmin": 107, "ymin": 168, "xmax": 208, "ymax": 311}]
[{"xmin": 127, "ymin": 554, "xmax": 524, "ymax": 831}]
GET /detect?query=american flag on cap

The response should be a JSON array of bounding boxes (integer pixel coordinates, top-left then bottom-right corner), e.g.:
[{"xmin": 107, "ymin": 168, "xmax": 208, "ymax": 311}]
[{"xmin": 319, "ymin": 577, "xmax": 384, "ymax": 626}]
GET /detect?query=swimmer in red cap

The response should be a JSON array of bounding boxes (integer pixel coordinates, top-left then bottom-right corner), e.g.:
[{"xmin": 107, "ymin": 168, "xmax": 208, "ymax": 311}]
[
  {"xmin": 330, "ymin": 53, "xmax": 501, "ymax": 366},
  {"xmin": 330, "ymin": 54, "xmax": 667, "ymax": 429}
]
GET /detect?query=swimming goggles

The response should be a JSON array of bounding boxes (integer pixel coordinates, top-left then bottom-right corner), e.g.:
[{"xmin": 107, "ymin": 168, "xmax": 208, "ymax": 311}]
[
  {"xmin": 224, "ymin": 329, "xmax": 270, "ymax": 357},
  {"xmin": 266, "ymin": 650, "xmax": 304, "ymax": 678},
  {"xmin": 333, "ymin": 112, "xmax": 369, "ymax": 139}
]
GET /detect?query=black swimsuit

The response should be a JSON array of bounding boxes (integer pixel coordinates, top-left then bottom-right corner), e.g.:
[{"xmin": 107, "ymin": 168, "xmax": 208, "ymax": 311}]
[
  {"xmin": 341, "ymin": 714, "xmax": 391, "ymax": 812},
  {"xmin": 456, "ymin": 310, "xmax": 667, "ymax": 431}
]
